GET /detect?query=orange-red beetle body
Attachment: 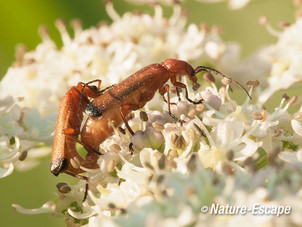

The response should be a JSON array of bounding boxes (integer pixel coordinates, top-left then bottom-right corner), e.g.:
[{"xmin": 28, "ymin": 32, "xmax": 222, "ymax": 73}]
[
  {"xmin": 51, "ymin": 59, "xmax": 249, "ymax": 177},
  {"xmin": 81, "ymin": 59, "xmax": 200, "ymax": 151},
  {"xmin": 50, "ymin": 81, "xmax": 103, "ymax": 176}
]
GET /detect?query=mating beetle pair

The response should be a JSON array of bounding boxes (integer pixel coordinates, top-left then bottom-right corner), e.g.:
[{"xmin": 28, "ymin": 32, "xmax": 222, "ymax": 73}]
[{"xmin": 51, "ymin": 59, "xmax": 250, "ymax": 198}]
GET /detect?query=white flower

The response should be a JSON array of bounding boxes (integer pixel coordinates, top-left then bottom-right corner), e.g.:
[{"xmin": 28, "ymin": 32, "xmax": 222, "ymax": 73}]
[
  {"xmin": 227, "ymin": 0, "xmax": 250, "ymax": 10},
  {"xmin": 125, "ymin": 0, "xmax": 251, "ymax": 10},
  {"xmin": 124, "ymin": 0, "xmax": 185, "ymax": 5},
  {"xmin": 0, "ymin": 96, "xmax": 53, "ymax": 177},
  {"xmin": 195, "ymin": 0, "xmax": 250, "ymax": 10},
  {"xmin": 0, "ymin": 1, "xmax": 258, "ymax": 116},
  {"xmin": 6, "ymin": 1, "xmax": 302, "ymax": 227},
  {"xmin": 0, "ymin": 0, "xmax": 247, "ymax": 178},
  {"xmin": 197, "ymin": 116, "xmax": 262, "ymax": 171},
  {"xmin": 278, "ymin": 149, "xmax": 302, "ymax": 163},
  {"xmin": 12, "ymin": 201, "xmax": 56, "ymax": 215},
  {"xmin": 259, "ymin": 18, "xmax": 302, "ymax": 103}
]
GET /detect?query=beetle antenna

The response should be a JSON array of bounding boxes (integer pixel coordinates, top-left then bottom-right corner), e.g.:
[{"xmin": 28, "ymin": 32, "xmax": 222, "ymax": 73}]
[{"xmin": 195, "ymin": 66, "xmax": 252, "ymax": 100}]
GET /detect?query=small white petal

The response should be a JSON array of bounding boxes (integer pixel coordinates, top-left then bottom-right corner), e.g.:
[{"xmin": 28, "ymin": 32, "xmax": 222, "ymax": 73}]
[
  {"xmin": 278, "ymin": 150, "xmax": 302, "ymax": 163},
  {"xmin": 68, "ymin": 206, "xmax": 96, "ymax": 219},
  {"xmin": 14, "ymin": 160, "xmax": 40, "ymax": 171},
  {"xmin": 298, "ymin": 149, "xmax": 302, "ymax": 162},
  {"xmin": 0, "ymin": 148, "xmax": 18, "ymax": 161},
  {"xmin": 12, "ymin": 201, "xmax": 55, "ymax": 215},
  {"xmin": 205, "ymin": 41, "xmax": 221, "ymax": 59},
  {"xmin": 0, "ymin": 163, "xmax": 14, "ymax": 178},
  {"xmin": 291, "ymin": 119, "xmax": 302, "ymax": 137},
  {"xmin": 228, "ymin": 0, "xmax": 250, "ymax": 10},
  {"xmin": 212, "ymin": 120, "xmax": 244, "ymax": 147},
  {"xmin": 140, "ymin": 148, "xmax": 158, "ymax": 169},
  {"xmin": 234, "ymin": 138, "xmax": 262, "ymax": 161}
]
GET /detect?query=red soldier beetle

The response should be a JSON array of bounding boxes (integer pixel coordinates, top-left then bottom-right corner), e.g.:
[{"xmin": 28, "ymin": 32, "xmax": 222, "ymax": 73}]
[
  {"xmin": 50, "ymin": 79, "xmax": 110, "ymax": 179},
  {"xmin": 80, "ymin": 58, "xmax": 251, "ymax": 152}
]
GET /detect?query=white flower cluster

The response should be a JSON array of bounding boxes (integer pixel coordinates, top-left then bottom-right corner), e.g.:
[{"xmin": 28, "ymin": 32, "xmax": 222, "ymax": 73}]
[
  {"xmin": 259, "ymin": 17, "xmax": 302, "ymax": 103},
  {"xmin": 13, "ymin": 84, "xmax": 302, "ymax": 226},
  {"xmin": 2, "ymin": 0, "xmax": 302, "ymax": 226},
  {"xmin": 126, "ymin": 0, "xmax": 251, "ymax": 10},
  {"xmin": 0, "ymin": 96, "xmax": 55, "ymax": 178},
  {"xmin": 195, "ymin": 0, "xmax": 250, "ymax": 10},
  {"xmin": 0, "ymin": 1, "xmax": 242, "ymax": 116},
  {"xmin": 0, "ymin": 1, "xmax": 251, "ymax": 177}
]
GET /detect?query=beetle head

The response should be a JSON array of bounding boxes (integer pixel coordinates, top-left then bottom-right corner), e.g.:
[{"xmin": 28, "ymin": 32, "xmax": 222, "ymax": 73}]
[{"xmin": 162, "ymin": 58, "xmax": 199, "ymax": 86}]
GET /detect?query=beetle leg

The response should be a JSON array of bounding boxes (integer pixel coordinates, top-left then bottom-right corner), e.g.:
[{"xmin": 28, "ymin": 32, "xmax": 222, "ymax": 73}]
[
  {"xmin": 77, "ymin": 81, "xmax": 102, "ymax": 117},
  {"xmin": 119, "ymin": 104, "xmax": 140, "ymax": 135},
  {"xmin": 176, "ymin": 86, "xmax": 181, "ymax": 102},
  {"xmin": 83, "ymin": 183, "xmax": 88, "ymax": 202},
  {"xmin": 63, "ymin": 131, "xmax": 102, "ymax": 155},
  {"xmin": 71, "ymin": 86, "xmax": 91, "ymax": 104},
  {"xmin": 99, "ymin": 84, "xmax": 115, "ymax": 94},
  {"xmin": 65, "ymin": 170, "xmax": 88, "ymax": 180},
  {"xmin": 62, "ymin": 127, "xmax": 77, "ymax": 135},
  {"xmin": 64, "ymin": 171, "xmax": 89, "ymax": 201},
  {"xmin": 159, "ymin": 84, "xmax": 179, "ymax": 121},
  {"xmin": 193, "ymin": 123, "xmax": 206, "ymax": 137},
  {"xmin": 129, "ymin": 142, "xmax": 134, "ymax": 155},
  {"xmin": 162, "ymin": 97, "xmax": 177, "ymax": 105},
  {"xmin": 173, "ymin": 81, "xmax": 203, "ymax": 105},
  {"xmin": 161, "ymin": 93, "xmax": 168, "ymax": 103},
  {"xmin": 63, "ymin": 128, "xmax": 102, "ymax": 155},
  {"xmin": 96, "ymin": 79, "xmax": 102, "ymax": 90},
  {"xmin": 77, "ymin": 80, "xmax": 113, "ymax": 117}
]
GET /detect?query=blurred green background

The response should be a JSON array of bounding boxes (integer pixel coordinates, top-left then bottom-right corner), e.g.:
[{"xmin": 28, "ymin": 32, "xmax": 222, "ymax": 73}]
[{"xmin": 0, "ymin": 0, "xmax": 295, "ymax": 226}]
